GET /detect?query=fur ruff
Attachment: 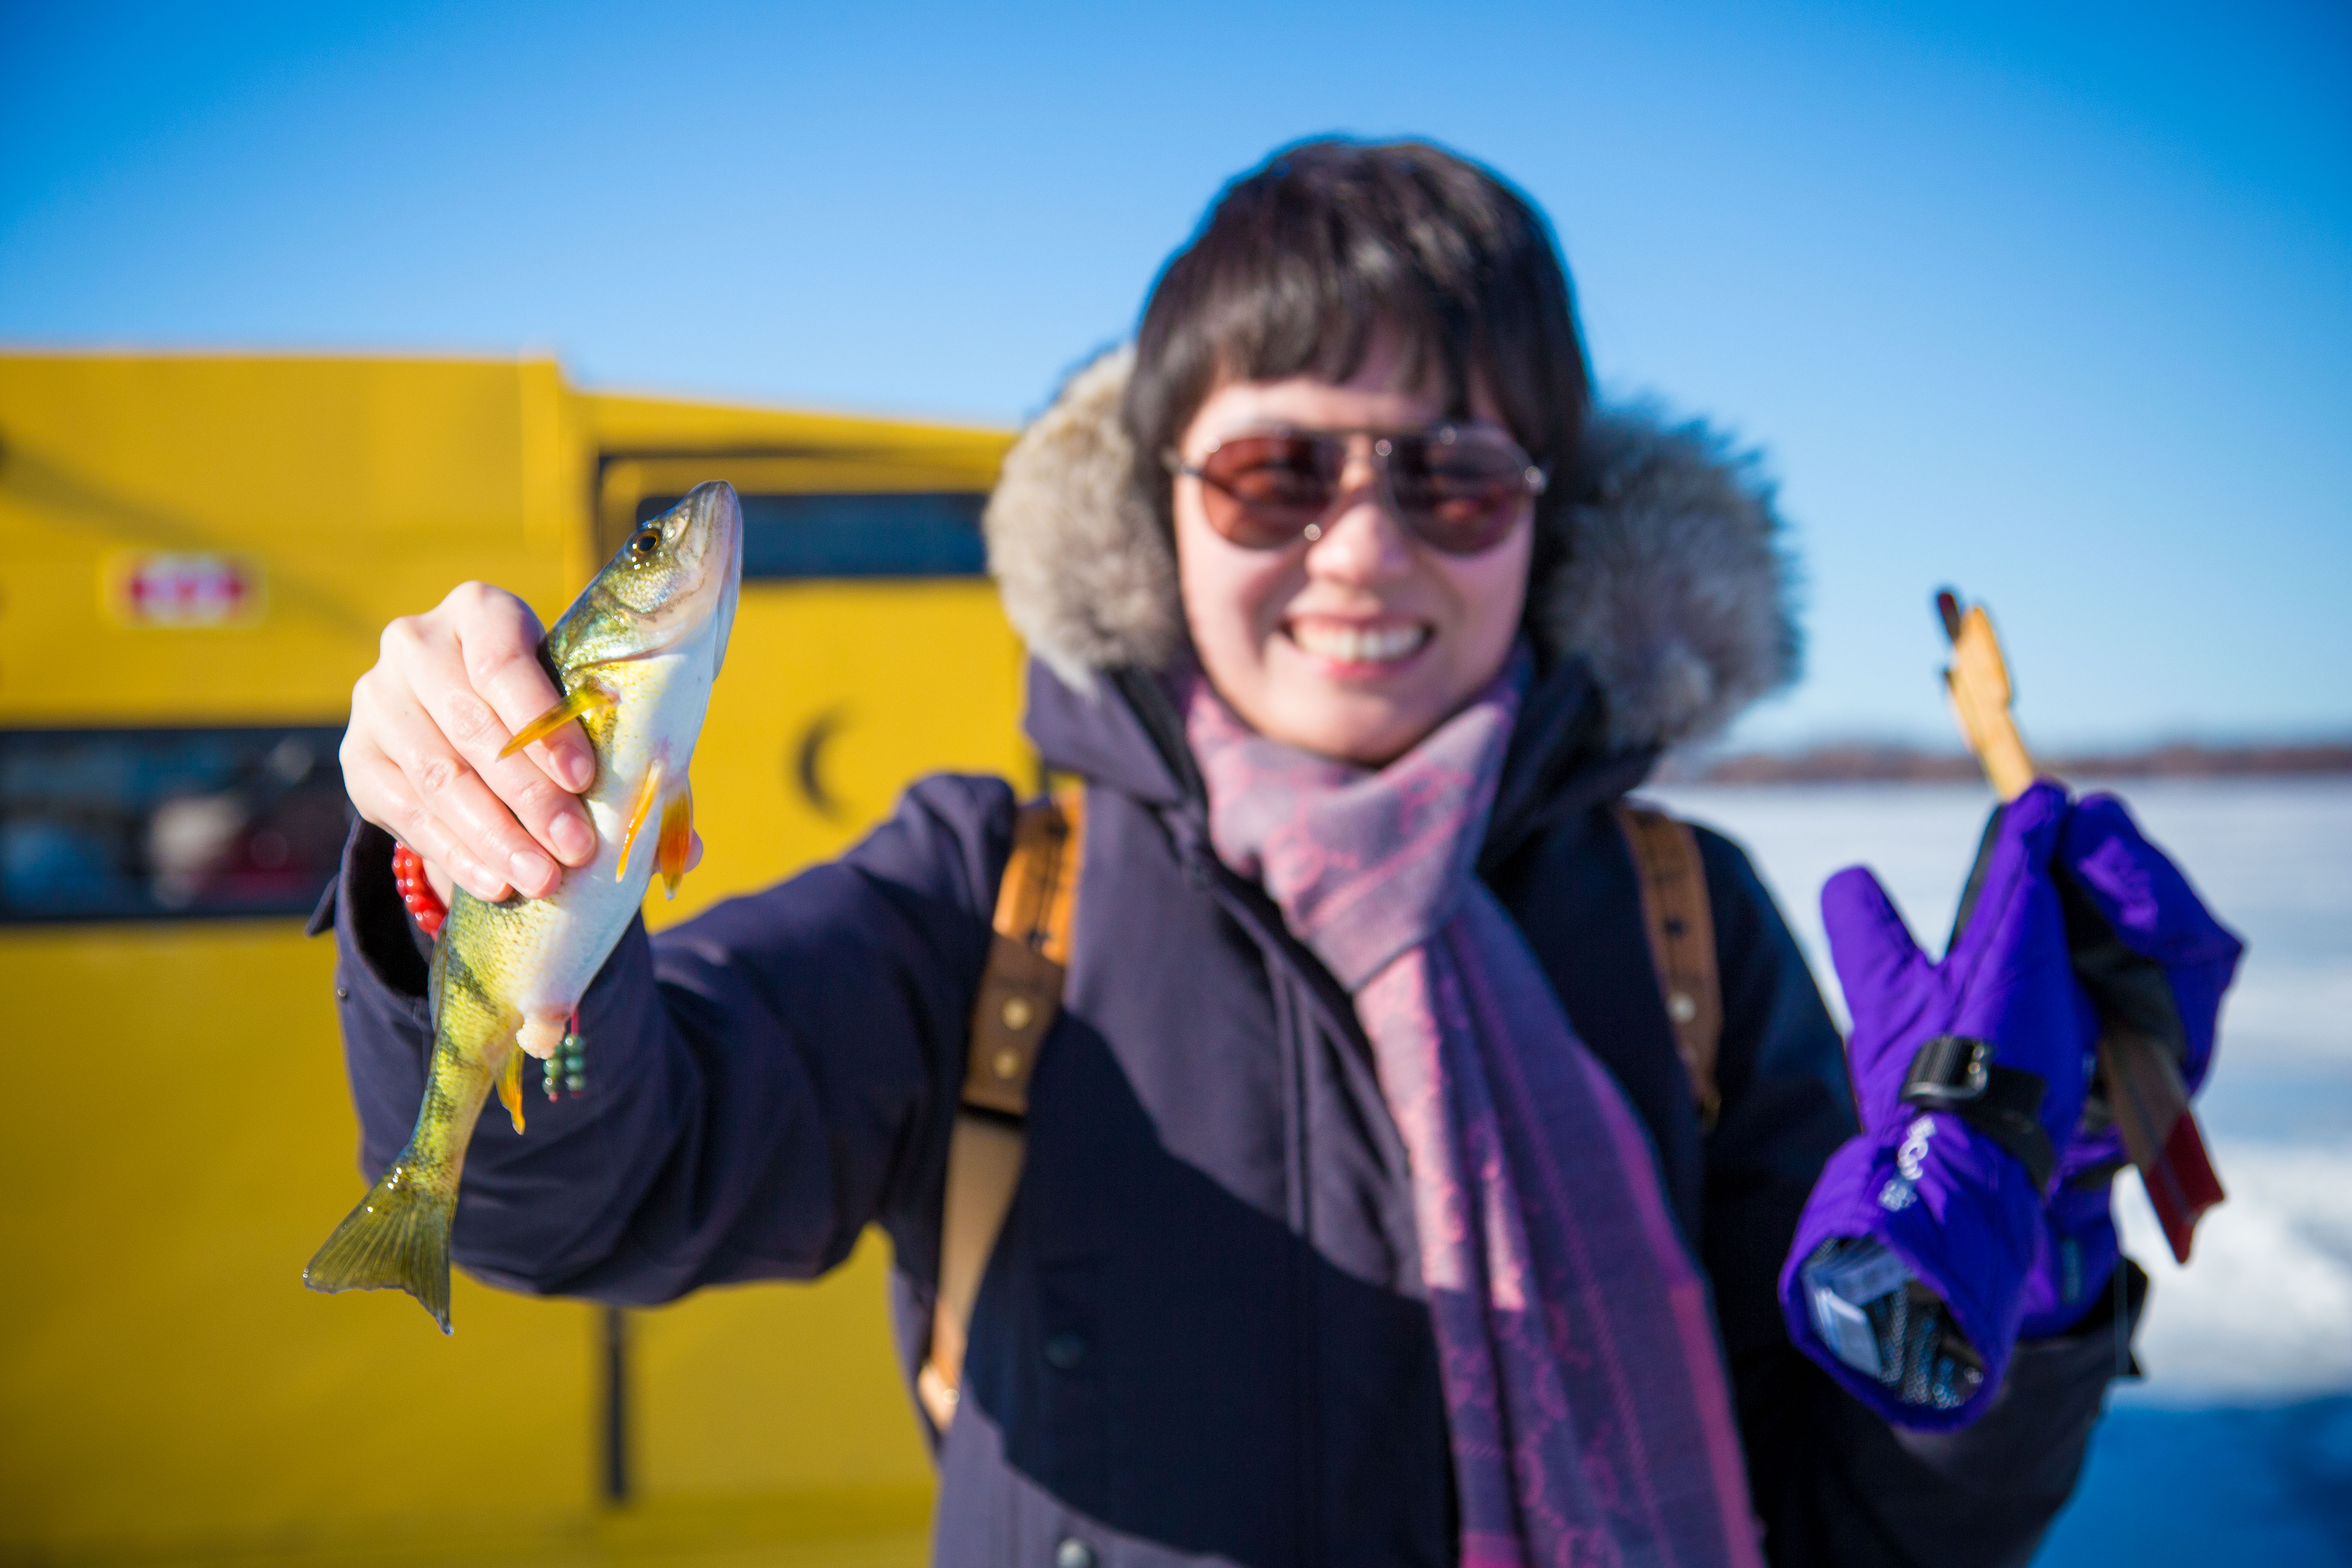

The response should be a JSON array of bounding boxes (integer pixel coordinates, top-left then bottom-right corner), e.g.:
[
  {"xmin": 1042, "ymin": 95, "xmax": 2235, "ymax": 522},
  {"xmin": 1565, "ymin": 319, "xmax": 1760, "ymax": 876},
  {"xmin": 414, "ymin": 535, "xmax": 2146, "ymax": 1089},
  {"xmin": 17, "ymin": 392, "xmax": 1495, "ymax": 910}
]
[{"xmin": 985, "ymin": 346, "xmax": 1800, "ymax": 752}]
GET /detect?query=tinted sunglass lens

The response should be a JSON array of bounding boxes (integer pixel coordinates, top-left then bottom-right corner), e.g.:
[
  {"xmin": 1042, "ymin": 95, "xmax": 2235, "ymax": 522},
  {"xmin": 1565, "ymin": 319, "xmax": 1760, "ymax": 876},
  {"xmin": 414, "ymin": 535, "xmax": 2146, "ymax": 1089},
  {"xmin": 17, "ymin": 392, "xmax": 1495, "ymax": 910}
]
[
  {"xmin": 1195, "ymin": 436, "xmax": 1344, "ymax": 547},
  {"xmin": 1387, "ymin": 437, "xmax": 1532, "ymax": 553}
]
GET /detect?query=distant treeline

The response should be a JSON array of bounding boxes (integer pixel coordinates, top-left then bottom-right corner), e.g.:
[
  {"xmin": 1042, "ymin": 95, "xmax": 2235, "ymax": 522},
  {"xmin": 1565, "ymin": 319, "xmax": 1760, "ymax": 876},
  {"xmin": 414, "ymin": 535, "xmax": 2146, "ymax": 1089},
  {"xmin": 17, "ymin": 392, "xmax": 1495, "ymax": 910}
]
[{"xmin": 1663, "ymin": 740, "xmax": 2352, "ymax": 785}]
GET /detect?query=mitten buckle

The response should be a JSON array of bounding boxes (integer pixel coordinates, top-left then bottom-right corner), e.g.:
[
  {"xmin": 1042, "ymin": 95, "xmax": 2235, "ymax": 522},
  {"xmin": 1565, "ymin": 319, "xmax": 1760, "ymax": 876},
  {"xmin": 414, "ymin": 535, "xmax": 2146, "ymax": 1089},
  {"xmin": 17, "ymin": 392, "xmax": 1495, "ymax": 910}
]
[
  {"xmin": 1899, "ymin": 1034, "xmax": 2057, "ymax": 1190},
  {"xmin": 1901, "ymin": 1034, "xmax": 1991, "ymax": 1106}
]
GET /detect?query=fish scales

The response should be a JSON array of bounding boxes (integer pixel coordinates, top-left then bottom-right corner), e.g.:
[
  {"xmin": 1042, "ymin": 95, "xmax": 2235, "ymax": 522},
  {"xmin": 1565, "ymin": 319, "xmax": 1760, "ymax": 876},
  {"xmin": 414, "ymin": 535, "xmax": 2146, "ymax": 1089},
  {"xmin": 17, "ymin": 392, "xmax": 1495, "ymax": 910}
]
[{"xmin": 305, "ymin": 482, "xmax": 743, "ymax": 1332}]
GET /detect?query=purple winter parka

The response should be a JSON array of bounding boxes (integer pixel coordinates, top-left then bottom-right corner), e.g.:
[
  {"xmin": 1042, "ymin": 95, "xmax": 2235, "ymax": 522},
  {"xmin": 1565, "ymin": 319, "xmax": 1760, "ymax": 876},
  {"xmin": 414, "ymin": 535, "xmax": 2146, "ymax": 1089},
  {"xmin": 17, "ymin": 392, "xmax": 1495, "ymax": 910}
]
[{"xmin": 319, "ymin": 351, "xmax": 2142, "ymax": 1568}]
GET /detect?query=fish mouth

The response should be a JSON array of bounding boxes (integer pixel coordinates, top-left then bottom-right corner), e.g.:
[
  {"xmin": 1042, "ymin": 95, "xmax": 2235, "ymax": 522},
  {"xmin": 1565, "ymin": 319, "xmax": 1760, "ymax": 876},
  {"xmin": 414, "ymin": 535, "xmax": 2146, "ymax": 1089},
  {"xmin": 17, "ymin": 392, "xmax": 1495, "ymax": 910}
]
[
  {"xmin": 626, "ymin": 481, "xmax": 743, "ymax": 662},
  {"xmin": 670, "ymin": 480, "xmax": 742, "ymax": 596},
  {"xmin": 702, "ymin": 482, "xmax": 743, "ymax": 678}
]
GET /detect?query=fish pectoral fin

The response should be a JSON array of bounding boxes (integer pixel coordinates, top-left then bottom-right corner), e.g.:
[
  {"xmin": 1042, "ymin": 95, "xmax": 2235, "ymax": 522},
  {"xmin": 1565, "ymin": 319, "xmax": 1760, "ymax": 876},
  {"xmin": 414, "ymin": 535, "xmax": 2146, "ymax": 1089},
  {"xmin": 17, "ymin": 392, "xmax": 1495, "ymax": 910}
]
[
  {"xmin": 616, "ymin": 760, "xmax": 666, "ymax": 880},
  {"xmin": 499, "ymin": 684, "xmax": 615, "ymax": 761},
  {"xmin": 496, "ymin": 1042, "xmax": 527, "ymax": 1135},
  {"xmin": 657, "ymin": 782, "xmax": 694, "ymax": 900}
]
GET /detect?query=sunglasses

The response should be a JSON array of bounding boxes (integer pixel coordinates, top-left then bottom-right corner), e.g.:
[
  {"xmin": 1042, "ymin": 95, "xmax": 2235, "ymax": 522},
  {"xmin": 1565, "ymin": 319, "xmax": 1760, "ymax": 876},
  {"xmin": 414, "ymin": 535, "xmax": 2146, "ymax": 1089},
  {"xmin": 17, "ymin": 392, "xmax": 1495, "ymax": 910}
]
[{"xmin": 1170, "ymin": 425, "xmax": 1548, "ymax": 556}]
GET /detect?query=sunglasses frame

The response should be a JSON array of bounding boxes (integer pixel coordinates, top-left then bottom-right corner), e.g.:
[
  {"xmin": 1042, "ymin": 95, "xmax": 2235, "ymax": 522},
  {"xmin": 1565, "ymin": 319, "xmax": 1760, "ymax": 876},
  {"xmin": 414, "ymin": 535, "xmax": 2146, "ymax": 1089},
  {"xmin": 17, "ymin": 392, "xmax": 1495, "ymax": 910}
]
[{"xmin": 1167, "ymin": 423, "xmax": 1549, "ymax": 557}]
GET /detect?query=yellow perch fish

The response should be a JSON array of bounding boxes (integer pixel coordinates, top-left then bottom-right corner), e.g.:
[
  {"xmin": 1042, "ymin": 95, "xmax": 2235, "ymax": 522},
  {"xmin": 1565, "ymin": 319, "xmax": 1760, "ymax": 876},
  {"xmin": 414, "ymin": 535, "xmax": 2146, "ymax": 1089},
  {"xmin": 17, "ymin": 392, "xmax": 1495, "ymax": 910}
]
[{"xmin": 305, "ymin": 481, "xmax": 742, "ymax": 1332}]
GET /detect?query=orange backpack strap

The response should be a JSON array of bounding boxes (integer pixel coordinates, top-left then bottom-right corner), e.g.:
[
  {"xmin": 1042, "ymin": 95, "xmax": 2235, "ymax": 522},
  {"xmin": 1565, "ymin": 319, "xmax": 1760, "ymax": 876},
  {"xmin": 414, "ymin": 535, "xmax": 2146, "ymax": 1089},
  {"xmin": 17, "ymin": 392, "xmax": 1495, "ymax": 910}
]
[
  {"xmin": 916, "ymin": 784, "xmax": 1086, "ymax": 1432},
  {"xmin": 1615, "ymin": 801, "xmax": 1724, "ymax": 1132}
]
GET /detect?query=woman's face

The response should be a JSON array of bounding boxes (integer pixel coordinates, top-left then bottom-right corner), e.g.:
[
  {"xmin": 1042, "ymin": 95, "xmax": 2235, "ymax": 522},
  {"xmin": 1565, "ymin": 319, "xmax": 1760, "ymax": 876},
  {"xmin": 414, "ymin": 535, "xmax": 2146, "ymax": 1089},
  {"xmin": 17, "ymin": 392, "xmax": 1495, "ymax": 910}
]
[{"xmin": 1172, "ymin": 334, "xmax": 1535, "ymax": 766}]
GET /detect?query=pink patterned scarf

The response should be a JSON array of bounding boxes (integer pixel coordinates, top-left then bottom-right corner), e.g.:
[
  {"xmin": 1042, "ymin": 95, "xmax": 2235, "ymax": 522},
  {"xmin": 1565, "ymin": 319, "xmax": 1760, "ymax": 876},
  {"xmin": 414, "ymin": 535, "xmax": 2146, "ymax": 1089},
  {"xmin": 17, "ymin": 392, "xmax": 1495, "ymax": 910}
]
[{"xmin": 1184, "ymin": 651, "xmax": 1761, "ymax": 1568}]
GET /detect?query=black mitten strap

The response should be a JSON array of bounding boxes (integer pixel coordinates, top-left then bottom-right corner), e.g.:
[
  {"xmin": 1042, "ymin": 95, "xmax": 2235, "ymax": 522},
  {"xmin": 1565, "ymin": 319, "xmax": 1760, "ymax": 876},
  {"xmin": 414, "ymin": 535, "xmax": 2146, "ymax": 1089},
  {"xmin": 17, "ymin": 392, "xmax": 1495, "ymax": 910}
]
[{"xmin": 1900, "ymin": 1034, "xmax": 2057, "ymax": 1190}]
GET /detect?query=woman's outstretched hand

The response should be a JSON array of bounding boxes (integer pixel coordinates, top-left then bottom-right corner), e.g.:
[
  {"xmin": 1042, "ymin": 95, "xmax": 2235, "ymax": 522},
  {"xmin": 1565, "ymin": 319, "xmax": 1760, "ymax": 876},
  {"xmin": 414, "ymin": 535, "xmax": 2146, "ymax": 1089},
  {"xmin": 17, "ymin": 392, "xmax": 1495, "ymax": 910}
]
[
  {"xmin": 340, "ymin": 582, "xmax": 600, "ymax": 906},
  {"xmin": 1780, "ymin": 783, "xmax": 2095, "ymax": 1429}
]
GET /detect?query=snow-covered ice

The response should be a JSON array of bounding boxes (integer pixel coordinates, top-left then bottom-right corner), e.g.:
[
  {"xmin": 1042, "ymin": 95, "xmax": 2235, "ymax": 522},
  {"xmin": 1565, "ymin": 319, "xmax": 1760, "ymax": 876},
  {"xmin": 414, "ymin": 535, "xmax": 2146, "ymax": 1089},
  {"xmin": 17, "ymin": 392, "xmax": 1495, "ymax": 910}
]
[{"xmin": 2118, "ymin": 1146, "xmax": 2352, "ymax": 1403}]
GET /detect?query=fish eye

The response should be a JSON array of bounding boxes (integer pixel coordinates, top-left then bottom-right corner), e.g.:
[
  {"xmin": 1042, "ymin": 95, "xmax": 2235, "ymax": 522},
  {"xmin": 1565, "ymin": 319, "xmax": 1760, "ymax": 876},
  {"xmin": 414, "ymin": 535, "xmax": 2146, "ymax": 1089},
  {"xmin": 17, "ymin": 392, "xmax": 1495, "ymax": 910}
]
[{"xmin": 628, "ymin": 527, "xmax": 661, "ymax": 557}]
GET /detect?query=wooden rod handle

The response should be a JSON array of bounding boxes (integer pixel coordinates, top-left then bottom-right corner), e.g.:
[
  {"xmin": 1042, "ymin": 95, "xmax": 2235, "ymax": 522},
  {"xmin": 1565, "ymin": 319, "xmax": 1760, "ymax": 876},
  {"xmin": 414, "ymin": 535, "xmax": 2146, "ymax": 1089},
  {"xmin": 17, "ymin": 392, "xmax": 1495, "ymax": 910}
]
[{"xmin": 1938, "ymin": 594, "xmax": 2037, "ymax": 802}]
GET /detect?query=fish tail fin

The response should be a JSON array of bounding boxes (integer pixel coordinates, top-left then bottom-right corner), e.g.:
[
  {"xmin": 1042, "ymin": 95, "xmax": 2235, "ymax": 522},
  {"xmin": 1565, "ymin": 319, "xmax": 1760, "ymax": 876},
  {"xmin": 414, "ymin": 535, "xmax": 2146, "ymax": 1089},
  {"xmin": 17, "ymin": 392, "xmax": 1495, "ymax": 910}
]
[{"xmin": 303, "ymin": 1161, "xmax": 457, "ymax": 1333}]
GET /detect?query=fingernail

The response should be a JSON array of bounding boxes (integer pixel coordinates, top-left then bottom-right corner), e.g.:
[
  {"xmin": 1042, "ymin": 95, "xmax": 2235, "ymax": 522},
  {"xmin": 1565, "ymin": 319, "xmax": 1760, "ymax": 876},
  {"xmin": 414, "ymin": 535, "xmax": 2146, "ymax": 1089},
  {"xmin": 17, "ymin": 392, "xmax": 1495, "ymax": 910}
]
[
  {"xmin": 511, "ymin": 848, "xmax": 557, "ymax": 894},
  {"xmin": 563, "ymin": 753, "xmax": 595, "ymax": 791},
  {"xmin": 551, "ymin": 812, "xmax": 595, "ymax": 864}
]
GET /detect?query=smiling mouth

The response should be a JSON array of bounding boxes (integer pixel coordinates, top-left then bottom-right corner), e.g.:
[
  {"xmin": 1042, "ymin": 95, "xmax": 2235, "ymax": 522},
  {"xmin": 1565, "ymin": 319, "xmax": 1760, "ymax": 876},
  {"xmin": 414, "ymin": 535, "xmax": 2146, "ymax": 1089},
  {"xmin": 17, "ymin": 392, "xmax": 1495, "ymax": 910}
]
[{"xmin": 1287, "ymin": 621, "xmax": 1432, "ymax": 666}]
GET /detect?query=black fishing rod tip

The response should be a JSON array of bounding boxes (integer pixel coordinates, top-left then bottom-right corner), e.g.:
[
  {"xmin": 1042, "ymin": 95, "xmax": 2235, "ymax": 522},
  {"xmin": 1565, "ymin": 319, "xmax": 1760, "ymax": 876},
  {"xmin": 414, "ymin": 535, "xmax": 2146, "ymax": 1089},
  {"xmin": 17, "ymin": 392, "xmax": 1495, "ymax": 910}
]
[{"xmin": 1934, "ymin": 588, "xmax": 1964, "ymax": 643}]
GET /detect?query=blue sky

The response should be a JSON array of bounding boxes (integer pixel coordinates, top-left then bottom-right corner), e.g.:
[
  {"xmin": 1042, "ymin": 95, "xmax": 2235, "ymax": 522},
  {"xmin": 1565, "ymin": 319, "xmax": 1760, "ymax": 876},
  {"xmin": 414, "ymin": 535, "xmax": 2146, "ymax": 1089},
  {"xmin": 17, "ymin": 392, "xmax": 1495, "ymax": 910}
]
[{"xmin": 3, "ymin": 0, "xmax": 2346, "ymax": 751}]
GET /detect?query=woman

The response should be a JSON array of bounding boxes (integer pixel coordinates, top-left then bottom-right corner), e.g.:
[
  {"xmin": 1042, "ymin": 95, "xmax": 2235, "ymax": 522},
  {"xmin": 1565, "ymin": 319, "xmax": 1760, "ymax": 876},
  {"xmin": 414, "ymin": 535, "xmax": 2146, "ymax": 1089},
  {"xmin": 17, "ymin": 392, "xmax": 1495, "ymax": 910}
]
[{"xmin": 326, "ymin": 141, "xmax": 2231, "ymax": 1566}]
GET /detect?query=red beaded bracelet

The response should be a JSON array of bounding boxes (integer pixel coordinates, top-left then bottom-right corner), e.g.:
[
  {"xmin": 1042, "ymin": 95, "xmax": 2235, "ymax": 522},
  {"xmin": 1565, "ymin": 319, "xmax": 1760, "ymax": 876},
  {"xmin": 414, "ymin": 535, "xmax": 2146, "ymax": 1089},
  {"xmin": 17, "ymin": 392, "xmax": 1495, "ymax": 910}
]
[{"xmin": 391, "ymin": 843, "xmax": 448, "ymax": 938}]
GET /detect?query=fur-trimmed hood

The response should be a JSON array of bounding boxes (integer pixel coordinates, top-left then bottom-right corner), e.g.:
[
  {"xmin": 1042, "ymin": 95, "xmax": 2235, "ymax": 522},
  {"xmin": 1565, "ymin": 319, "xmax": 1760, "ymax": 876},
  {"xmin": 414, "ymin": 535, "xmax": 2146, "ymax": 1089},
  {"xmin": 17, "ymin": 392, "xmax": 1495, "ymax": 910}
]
[{"xmin": 985, "ymin": 347, "xmax": 1800, "ymax": 754}]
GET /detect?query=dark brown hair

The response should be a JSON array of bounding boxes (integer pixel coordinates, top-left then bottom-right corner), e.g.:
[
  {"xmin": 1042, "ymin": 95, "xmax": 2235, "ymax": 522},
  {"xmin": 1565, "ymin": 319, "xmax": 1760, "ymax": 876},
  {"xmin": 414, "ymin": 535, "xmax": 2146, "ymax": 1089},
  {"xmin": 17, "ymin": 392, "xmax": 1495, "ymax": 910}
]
[{"xmin": 1124, "ymin": 137, "xmax": 1592, "ymax": 581}]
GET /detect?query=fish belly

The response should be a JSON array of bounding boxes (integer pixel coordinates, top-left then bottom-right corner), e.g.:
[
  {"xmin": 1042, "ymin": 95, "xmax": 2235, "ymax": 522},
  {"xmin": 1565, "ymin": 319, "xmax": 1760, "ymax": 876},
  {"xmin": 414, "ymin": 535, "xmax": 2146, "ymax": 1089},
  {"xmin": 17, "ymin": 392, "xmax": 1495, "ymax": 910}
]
[{"xmin": 498, "ymin": 660, "xmax": 710, "ymax": 1028}]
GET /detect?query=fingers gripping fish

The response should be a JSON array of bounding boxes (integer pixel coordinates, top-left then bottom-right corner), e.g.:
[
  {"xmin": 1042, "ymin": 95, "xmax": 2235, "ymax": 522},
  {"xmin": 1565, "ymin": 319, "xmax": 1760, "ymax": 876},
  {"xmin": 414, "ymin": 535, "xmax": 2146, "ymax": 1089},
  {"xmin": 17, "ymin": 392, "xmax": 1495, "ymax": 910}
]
[{"xmin": 305, "ymin": 482, "xmax": 743, "ymax": 1332}]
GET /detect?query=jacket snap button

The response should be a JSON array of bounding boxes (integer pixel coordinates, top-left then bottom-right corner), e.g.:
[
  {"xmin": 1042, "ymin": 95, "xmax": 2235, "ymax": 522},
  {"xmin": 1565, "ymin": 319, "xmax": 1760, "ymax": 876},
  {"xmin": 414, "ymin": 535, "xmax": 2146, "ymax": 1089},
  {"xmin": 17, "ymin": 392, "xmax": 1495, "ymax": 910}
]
[
  {"xmin": 1054, "ymin": 1538, "xmax": 1096, "ymax": 1568},
  {"xmin": 991, "ymin": 1047, "xmax": 1023, "ymax": 1081},
  {"xmin": 1667, "ymin": 991, "xmax": 1698, "ymax": 1024},
  {"xmin": 1043, "ymin": 1330, "xmax": 1088, "ymax": 1370},
  {"xmin": 1001, "ymin": 995, "xmax": 1035, "ymax": 1031}
]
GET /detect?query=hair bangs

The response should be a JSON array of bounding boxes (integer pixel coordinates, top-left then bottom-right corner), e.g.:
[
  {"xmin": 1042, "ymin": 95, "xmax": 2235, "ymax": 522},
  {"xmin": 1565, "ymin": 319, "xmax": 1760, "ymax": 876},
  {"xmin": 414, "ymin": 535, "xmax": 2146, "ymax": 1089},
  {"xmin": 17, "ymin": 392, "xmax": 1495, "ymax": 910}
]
[
  {"xmin": 1197, "ymin": 201, "xmax": 1473, "ymax": 418},
  {"xmin": 1126, "ymin": 138, "xmax": 1590, "ymax": 554}
]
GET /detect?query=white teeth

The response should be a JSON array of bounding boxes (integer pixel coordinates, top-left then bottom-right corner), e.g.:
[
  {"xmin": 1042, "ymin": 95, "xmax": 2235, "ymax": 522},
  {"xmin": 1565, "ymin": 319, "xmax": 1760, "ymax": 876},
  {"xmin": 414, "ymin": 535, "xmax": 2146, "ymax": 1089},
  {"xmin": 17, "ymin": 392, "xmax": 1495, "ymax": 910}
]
[{"xmin": 1290, "ymin": 622, "xmax": 1430, "ymax": 665}]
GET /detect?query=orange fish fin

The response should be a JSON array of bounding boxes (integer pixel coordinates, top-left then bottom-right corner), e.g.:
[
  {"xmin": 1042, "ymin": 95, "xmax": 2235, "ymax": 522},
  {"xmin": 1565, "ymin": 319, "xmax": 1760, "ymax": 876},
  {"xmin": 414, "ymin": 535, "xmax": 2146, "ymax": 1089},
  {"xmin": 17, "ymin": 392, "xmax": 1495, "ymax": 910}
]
[
  {"xmin": 657, "ymin": 782, "xmax": 694, "ymax": 900},
  {"xmin": 498, "ymin": 684, "xmax": 614, "ymax": 761},
  {"xmin": 616, "ymin": 759, "xmax": 665, "ymax": 880},
  {"xmin": 496, "ymin": 1042, "xmax": 527, "ymax": 1134}
]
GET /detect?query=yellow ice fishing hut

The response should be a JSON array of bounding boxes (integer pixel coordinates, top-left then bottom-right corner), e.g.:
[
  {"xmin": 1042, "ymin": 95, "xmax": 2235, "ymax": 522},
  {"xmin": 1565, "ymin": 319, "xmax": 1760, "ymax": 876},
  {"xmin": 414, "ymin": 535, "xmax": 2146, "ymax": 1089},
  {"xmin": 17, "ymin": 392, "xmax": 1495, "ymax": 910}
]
[{"xmin": 0, "ymin": 353, "xmax": 1029, "ymax": 1565}]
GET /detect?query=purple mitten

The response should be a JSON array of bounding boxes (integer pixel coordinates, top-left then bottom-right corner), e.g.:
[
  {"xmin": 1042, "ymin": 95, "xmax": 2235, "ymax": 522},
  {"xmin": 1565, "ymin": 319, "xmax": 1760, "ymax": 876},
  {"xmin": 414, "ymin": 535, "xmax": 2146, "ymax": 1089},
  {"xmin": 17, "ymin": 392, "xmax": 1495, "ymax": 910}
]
[
  {"xmin": 2059, "ymin": 791, "xmax": 2241, "ymax": 1103},
  {"xmin": 1781, "ymin": 781, "xmax": 2100, "ymax": 1429},
  {"xmin": 2016, "ymin": 1148, "xmax": 2124, "ymax": 1338},
  {"xmin": 2016, "ymin": 792, "xmax": 2245, "ymax": 1335}
]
